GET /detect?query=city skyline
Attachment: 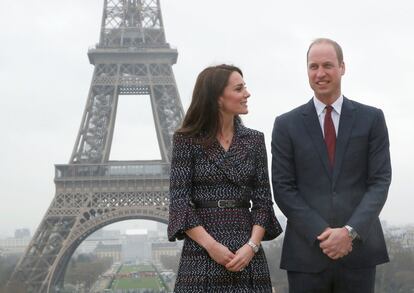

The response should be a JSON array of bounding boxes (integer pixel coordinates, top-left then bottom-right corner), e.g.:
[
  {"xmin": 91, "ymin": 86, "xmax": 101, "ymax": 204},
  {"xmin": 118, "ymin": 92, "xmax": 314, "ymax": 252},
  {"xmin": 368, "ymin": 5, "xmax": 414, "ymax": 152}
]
[{"xmin": 1, "ymin": 0, "xmax": 414, "ymax": 237}]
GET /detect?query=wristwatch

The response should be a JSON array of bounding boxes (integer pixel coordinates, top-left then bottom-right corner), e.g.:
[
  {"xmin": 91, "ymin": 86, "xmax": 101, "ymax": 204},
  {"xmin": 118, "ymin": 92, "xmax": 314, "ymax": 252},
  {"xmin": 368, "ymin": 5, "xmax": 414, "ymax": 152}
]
[
  {"xmin": 344, "ymin": 225, "xmax": 358, "ymax": 240},
  {"xmin": 247, "ymin": 240, "xmax": 260, "ymax": 253}
]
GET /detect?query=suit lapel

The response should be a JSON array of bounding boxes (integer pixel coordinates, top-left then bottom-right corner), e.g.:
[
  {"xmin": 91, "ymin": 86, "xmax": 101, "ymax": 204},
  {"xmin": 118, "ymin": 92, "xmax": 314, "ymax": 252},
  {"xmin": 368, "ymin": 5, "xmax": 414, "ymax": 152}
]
[
  {"xmin": 203, "ymin": 121, "xmax": 250, "ymax": 186},
  {"xmin": 302, "ymin": 99, "xmax": 332, "ymax": 180},
  {"xmin": 332, "ymin": 97, "xmax": 356, "ymax": 186}
]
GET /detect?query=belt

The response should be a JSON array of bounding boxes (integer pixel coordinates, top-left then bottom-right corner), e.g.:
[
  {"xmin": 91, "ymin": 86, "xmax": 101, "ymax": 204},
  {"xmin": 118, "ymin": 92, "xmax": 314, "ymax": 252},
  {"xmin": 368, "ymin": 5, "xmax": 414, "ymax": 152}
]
[{"xmin": 192, "ymin": 199, "xmax": 251, "ymax": 209}]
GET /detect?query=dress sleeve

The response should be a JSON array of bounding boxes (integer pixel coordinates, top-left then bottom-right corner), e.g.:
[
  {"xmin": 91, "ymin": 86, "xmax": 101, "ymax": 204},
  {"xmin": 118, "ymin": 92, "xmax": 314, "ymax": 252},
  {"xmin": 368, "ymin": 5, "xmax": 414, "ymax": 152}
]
[
  {"xmin": 250, "ymin": 133, "xmax": 283, "ymax": 241},
  {"xmin": 167, "ymin": 133, "xmax": 202, "ymax": 241}
]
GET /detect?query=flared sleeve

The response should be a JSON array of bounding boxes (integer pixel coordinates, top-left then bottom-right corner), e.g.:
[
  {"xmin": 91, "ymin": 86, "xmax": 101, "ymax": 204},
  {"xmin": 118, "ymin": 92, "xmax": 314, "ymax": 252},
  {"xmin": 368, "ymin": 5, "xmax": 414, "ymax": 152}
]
[
  {"xmin": 168, "ymin": 133, "xmax": 202, "ymax": 241},
  {"xmin": 250, "ymin": 133, "xmax": 283, "ymax": 240}
]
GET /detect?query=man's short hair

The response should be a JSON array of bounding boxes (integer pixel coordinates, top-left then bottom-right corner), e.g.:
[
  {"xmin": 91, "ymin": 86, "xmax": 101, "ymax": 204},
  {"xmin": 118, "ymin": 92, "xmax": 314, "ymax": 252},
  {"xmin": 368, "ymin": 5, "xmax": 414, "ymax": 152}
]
[{"xmin": 307, "ymin": 38, "xmax": 344, "ymax": 64}]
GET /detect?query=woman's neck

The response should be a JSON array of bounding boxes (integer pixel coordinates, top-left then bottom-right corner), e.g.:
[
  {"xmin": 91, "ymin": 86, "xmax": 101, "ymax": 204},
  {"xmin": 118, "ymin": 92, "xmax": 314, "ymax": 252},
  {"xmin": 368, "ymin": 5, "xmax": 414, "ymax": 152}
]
[
  {"xmin": 216, "ymin": 114, "xmax": 235, "ymax": 151},
  {"xmin": 218, "ymin": 114, "xmax": 234, "ymax": 137}
]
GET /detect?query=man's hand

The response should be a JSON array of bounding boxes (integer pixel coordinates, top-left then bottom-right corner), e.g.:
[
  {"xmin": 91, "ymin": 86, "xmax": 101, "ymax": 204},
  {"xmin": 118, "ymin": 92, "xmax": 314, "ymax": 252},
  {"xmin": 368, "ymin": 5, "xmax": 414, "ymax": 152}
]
[
  {"xmin": 225, "ymin": 244, "xmax": 255, "ymax": 272},
  {"xmin": 317, "ymin": 227, "xmax": 353, "ymax": 259}
]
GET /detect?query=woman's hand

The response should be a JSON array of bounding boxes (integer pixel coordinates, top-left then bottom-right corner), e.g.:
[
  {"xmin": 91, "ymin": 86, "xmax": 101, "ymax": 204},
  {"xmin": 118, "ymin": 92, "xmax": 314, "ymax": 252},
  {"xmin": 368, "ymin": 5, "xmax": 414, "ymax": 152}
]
[
  {"xmin": 225, "ymin": 244, "xmax": 255, "ymax": 272},
  {"xmin": 186, "ymin": 226, "xmax": 235, "ymax": 266},
  {"xmin": 206, "ymin": 241, "xmax": 236, "ymax": 266}
]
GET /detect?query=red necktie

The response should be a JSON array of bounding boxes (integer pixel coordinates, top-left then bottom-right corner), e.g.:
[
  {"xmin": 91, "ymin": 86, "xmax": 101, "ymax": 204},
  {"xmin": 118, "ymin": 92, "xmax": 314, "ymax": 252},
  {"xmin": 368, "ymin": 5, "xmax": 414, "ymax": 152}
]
[{"xmin": 324, "ymin": 105, "xmax": 336, "ymax": 167}]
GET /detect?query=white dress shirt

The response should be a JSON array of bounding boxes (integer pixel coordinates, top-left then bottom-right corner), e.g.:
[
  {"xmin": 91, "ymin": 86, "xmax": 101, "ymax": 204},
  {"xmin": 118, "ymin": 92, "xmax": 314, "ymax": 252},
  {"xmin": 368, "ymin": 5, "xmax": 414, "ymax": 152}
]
[{"xmin": 313, "ymin": 95, "xmax": 343, "ymax": 137}]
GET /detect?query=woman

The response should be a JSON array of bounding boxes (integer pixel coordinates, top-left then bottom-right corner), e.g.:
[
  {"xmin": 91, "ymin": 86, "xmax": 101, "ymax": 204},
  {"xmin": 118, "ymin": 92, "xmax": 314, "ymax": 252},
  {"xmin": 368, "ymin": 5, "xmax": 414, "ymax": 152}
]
[{"xmin": 168, "ymin": 64, "xmax": 282, "ymax": 292}]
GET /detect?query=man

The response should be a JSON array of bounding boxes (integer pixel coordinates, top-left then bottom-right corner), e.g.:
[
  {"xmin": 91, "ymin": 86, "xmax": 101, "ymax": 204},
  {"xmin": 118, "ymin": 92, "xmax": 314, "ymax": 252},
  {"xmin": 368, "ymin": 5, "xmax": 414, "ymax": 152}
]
[{"xmin": 271, "ymin": 38, "xmax": 391, "ymax": 292}]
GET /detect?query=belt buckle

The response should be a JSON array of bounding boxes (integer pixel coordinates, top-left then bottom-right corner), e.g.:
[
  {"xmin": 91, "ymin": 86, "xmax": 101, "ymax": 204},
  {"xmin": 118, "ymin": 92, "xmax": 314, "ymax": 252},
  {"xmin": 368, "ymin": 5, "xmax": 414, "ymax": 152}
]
[
  {"xmin": 218, "ymin": 200, "xmax": 236, "ymax": 208},
  {"xmin": 189, "ymin": 200, "xmax": 196, "ymax": 208}
]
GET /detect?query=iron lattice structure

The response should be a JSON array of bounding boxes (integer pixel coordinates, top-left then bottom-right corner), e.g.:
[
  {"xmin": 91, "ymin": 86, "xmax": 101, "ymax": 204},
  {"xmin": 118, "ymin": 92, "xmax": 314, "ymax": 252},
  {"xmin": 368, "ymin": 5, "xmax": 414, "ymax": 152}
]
[{"xmin": 8, "ymin": 1, "xmax": 183, "ymax": 292}]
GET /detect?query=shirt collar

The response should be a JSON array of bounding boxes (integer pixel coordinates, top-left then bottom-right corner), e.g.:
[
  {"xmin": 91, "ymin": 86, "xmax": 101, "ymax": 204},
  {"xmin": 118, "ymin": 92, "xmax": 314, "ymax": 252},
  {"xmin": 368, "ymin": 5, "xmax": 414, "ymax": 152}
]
[{"xmin": 313, "ymin": 95, "xmax": 344, "ymax": 117}]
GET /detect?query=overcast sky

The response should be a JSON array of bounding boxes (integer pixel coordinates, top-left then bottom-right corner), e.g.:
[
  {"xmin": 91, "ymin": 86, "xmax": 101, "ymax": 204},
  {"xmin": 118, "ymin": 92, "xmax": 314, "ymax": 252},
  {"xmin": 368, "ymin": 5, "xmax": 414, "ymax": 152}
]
[{"xmin": 0, "ymin": 0, "xmax": 413, "ymax": 237}]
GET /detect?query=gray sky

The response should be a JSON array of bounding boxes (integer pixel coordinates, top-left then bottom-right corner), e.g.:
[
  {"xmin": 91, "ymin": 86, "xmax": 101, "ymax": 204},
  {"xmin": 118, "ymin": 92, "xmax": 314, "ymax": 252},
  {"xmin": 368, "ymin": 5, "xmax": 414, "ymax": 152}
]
[{"xmin": 0, "ymin": 0, "xmax": 413, "ymax": 237}]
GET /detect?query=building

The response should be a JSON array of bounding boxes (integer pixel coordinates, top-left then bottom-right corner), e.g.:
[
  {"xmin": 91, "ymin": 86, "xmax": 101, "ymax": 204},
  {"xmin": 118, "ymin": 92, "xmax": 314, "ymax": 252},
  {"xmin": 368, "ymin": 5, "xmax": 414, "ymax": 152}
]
[
  {"xmin": 75, "ymin": 229, "xmax": 122, "ymax": 255},
  {"xmin": 0, "ymin": 236, "xmax": 31, "ymax": 255},
  {"xmin": 151, "ymin": 242, "xmax": 181, "ymax": 265},
  {"xmin": 94, "ymin": 242, "xmax": 122, "ymax": 262},
  {"xmin": 14, "ymin": 228, "xmax": 30, "ymax": 239},
  {"xmin": 122, "ymin": 229, "xmax": 150, "ymax": 262}
]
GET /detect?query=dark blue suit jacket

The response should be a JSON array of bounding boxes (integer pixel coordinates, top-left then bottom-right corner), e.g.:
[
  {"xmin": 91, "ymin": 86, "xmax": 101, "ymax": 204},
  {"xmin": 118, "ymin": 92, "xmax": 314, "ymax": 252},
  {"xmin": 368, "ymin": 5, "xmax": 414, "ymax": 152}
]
[{"xmin": 271, "ymin": 97, "xmax": 391, "ymax": 273}]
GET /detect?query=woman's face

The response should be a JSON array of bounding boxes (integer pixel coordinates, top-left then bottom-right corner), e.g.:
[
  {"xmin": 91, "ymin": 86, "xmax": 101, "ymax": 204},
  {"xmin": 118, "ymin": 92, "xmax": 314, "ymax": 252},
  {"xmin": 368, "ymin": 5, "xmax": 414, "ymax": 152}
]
[{"xmin": 218, "ymin": 71, "xmax": 250, "ymax": 116}]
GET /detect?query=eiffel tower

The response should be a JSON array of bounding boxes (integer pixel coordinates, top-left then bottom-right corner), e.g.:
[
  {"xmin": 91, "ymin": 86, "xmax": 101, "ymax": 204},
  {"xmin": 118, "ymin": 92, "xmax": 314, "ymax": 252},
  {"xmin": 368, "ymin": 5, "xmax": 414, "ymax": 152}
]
[{"xmin": 7, "ymin": 0, "xmax": 183, "ymax": 292}]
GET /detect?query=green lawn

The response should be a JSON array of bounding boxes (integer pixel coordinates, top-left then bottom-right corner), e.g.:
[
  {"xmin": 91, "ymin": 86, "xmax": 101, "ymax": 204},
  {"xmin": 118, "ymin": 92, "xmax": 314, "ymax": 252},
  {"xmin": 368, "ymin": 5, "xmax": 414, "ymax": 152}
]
[
  {"xmin": 110, "ymin": 263, "xmax": 167, "ymax": 290},
  {"xmin": 119, "ymin": 264, "xmax": 155, "ymax": 273},
  {"xmin": 112, "ymin": 277, "xmax": 163, "ymax": 289}
]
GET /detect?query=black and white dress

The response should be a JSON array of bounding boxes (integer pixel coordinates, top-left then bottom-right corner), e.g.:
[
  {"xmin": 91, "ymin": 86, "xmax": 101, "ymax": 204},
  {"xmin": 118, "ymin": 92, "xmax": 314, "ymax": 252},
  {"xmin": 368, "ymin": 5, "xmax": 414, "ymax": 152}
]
[{"xmin": 168, "ymin": 121, "xmax": 282, "ymax": 292}]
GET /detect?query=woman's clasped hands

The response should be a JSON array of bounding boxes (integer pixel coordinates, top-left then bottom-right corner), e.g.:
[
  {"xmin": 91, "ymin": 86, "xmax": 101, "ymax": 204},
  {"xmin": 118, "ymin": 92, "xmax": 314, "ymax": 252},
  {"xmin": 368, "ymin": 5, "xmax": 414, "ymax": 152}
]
[{"xmin": 206, "ymin": 241, "xmax": 254, "ymax": 272}]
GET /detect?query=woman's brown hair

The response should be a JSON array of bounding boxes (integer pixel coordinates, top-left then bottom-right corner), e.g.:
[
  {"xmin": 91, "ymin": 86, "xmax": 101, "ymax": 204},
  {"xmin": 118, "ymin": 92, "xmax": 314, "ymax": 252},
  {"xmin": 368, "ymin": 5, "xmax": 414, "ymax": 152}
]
[{"xmin": 176, "ymin": 64, "xmax": 243, "ymax": 145}]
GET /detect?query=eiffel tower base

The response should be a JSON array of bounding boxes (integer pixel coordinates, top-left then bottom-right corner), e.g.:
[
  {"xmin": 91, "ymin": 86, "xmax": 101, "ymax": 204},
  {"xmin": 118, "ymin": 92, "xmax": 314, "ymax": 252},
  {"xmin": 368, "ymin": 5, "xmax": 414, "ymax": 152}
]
[
  {"xmin": 7, "ymin": 0, "xmax": 183, "ymax": 292},
  {"xmin": 8, "ymin": 163, "xmax": 170, "ymax": 292}
]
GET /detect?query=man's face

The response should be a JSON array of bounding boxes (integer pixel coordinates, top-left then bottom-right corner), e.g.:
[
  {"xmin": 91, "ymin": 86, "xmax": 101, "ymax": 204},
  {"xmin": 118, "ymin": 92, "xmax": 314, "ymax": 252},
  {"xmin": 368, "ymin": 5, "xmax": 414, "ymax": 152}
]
[{"xmin": 307, "ymin": 42, "xmax": 345, "ymax": 103}]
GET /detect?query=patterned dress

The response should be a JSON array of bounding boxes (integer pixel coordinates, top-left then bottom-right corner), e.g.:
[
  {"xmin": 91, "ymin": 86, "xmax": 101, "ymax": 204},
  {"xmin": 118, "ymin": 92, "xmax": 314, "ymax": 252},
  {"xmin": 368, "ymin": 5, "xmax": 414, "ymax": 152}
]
[{"xmin": 168, "ymin": 121, "xmax": 282, "ymax": 292}]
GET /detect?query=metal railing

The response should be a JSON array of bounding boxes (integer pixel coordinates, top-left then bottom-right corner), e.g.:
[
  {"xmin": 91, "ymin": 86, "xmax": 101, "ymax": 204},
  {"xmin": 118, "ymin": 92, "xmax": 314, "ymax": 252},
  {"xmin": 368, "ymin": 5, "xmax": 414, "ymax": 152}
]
[{"xmin": 55, "ymin": 162, "xmax": 170, "ymax": 180}]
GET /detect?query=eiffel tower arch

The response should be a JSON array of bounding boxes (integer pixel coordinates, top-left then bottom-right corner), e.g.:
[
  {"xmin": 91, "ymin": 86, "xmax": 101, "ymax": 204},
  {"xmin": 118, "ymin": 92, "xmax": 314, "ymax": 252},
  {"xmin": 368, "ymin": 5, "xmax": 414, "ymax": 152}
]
[{"xmin": 8, "ymin": 0, "xmax": 183, "ymax": 292}]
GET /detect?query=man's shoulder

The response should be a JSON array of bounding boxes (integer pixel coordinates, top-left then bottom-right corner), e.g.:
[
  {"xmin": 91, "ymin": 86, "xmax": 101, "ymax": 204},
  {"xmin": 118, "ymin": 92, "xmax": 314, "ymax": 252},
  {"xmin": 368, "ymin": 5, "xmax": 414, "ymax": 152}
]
[
  {"xmin": 275, "ymin": 100, "xmax": 310, "ymax": 123},
  {"xmin": 345, "ymin": 97, "xmax": 383, "ymax": 115}
]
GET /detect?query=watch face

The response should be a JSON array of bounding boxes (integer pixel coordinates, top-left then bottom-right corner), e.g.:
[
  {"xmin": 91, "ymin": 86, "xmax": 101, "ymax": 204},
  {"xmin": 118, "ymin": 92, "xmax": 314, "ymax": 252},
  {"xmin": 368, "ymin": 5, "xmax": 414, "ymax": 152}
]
[
  {"xmin": 346, "ymin": 226, "xmax": 357, "ymax": 240},
  {"xmin": 350, "ymin": 230, "xmax": 357, "ymax": 239},
  {"xmin": 248, "ymin": 240, "xmax": 259, "ymax": 253}
]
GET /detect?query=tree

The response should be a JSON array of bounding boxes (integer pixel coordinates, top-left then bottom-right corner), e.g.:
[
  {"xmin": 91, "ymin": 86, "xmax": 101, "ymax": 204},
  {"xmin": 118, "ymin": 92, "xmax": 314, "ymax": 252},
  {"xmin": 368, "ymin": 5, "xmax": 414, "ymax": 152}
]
[
  {"xmin": 375, "ymin": 236, "xmax": 414, "ymax": 293},
  {"xmin": 64, "ymin": 254, "xmax": 112, "ymax": 290},
  {"xmin": 0, "ymin": 254, "xmax": 21, "ymax": 293}
]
